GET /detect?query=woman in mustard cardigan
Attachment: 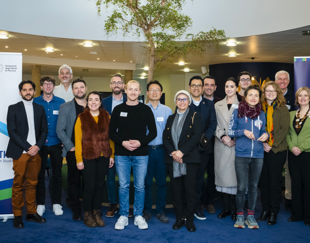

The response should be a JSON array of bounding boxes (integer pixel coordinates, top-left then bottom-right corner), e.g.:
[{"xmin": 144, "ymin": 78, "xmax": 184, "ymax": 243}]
[
  {"xmin": 75, "ymin": 91, "xmax": 115, "ymax": 228},
  {"xmin": 257, "ymin": 81, "xmax": 290, "ymax": 225},
  {"xmin": 286, "ymin": 87, "xmax": 310, "ymax": 226}
]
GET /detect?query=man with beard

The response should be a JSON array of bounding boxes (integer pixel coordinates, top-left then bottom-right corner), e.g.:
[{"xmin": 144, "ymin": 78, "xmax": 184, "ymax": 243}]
[
  {"xmin": 33, "ymin": 76, "xmax": 65, "ymax": 217},
  {"xmin": 102, "ymin": 74, "xmax": 127, "ymax": 218},
  {"xmin": 6, "ymin": 80, "xmax": 48, "ymax": 229},
  {"xmin": 110, "ymin": 81, "xmax": 157, "ymax": 230},
  {"xmin": 203, "ymin": 76, "xmax": 221, "ymax": 103},
  {"xmin": 54, "ymin": 64, "xmax": 74, "ymax": 102},
  {"xmin": 56, "ymin": 78, "xmax": 87, "ymax": 221}
]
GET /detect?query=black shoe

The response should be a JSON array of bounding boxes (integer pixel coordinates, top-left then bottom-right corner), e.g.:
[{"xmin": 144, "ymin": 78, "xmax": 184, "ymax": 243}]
[
  {"xmin": 287, "ymin": 217, "xmax": 298, "ymax": 222},
  {"xmin": 305, "ymin": 222, "xmax": 310, "ymax": 226},
  {"xmin": 194, "ymin": 208, "xmax": 206, "ymax": 220},
  {"xmin": 172, "ymin": 219, "xmax": 185, "ymax": 230},
  {"xmin": 72, "ymin": 210, "xmax": 83, "ymax": 221},
  {"xmin": 128, "ymin": 208, "xmax": 133, "ymax": 218},
  {"xmin": 256, "ymin": 211, "xmax": 270, "ymax": 222},
  {"xmin": 231, "ymin": 211, "xmax": 237, "ymax": 221},
  {"xmin": 156, "ymin": 212, "xmax": 169, "ymax": 223},
  {"xmin": 186, "ymin": 221, "xmax": 196, "ymax": 232},
  {"xmin": 25, "ymin": 213, "xmax": 46, "ymax": 223},
  {"xmin": 218, "ymin": 210, "xmax": 231, "ymax": 219},
  {"xmin": 13, "ymin": 216, "xmax": 24, "ymax": 229},
  {"xmin": 267, "ymin": 213, "xmax": 277, "ymax": 225},
  {"xmin": 143, "ymin": 211, "xmax": 152, "ymax": 222},
  {"xmin": 285, "ymin": 199, "xmax": 292, "ymax": 212},
  {"xmin": 66, "ymin": 198, "xmax": 73, "ymax": 209}
]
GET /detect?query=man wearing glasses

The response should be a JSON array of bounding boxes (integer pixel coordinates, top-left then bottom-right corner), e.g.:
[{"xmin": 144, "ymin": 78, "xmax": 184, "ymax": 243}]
[
  {"xmin": 102, "ymin": 74, "xmax": 127, "ymax": 218},
  {"xmin": 188, "ymin": 76, "xmax": 217, "ymax": 220},
  {"xmin": 143, "ymin": 80, "xmax": 172, "ymax": 224},
  {"xmin": 237, "ymin": 71, "xmax": 253, "ymax": 101},
  {"xmin": 33, "ymin": 76, "xmax": 65, "ymax": 217}
]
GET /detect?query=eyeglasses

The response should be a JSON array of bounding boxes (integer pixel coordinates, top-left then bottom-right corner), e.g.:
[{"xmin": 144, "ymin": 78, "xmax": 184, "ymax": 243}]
[
  {"xmin": 111, "ymin": 81, "xmax": 123, "ymax": 86},
  {"xmin": 265, "ymin": 90, "xmax": 276, "ymax": 94},
  {"xmin": 190, "ymin": 84, "xmax": 202, "ymax": 88},
  {"xmin": 43, "ymin": 82, "xmax": 54, "ymax": 86},
  {"xmin": 149, "ymin": 89, "xmax": 161, "ymax": 93},
  {"xmin": 176, "ymin": 98, "xmax": 188, "ymax": 103},
  {"xmin": 240, "ymin": 78, "xmax": 251, "ymax": 82}
]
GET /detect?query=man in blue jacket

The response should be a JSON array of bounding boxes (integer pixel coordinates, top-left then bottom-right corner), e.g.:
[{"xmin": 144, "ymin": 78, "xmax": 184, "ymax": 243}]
[
  {"xmin": 188, "ymin": 76, "xmax": 217, "ymax": 220},
  {"xmin": 102, "ymin": 74, "xmax": 127, "ymax": 218}
]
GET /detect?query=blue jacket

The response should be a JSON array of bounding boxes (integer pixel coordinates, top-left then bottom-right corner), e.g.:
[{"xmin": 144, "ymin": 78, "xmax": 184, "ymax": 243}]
[
  {"xmin": 228, "ymin": 109, "xmax": 267, "ymax": 158},
  {"xmin": 102, "ymin": 93, "xmax": 127, "ymax": 115}
]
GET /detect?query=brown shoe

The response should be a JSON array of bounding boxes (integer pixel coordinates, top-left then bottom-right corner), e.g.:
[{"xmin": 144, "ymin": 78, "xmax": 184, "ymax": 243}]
[
  {"xmin": 207, "ymin": 204, "xmax": 216, "ymax": 214},
  {"xmin": 106, "ymin": 204, "xmax": 118, "ymax": 218},
  {"xmin": 92, "ymin": 209, "xmax": 105, "ymax": 227},
  {"xmin": 83, "ymin": 211, "xmax": 97, "ymax": 227}
]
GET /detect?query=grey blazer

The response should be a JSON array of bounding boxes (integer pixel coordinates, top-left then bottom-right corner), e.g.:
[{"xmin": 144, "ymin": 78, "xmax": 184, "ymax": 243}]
[{"xmin": 56, "ymin": 99, "xmax": 76, "ymax": 157}]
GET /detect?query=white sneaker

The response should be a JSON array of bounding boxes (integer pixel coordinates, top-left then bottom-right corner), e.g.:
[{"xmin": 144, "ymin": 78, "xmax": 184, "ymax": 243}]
[
  {"xmin": 37, "ymin": 205, "xmax": 45, "ymax": 216},
  {"xmin": 53, "ymin": 204, "xmax": 63, "ymax": 216},
  {"xmin": 134, "ymin": 216, "xmax": 148, "ymax": 230},
  {"xmin": 115, "ymin": 216, "xmax": 128, "ymax": 230}
]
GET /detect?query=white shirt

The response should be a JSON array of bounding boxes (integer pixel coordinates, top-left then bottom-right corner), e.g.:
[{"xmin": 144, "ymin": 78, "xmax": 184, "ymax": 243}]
[
  {"xmin": 22, "ymin": 99, "xmax": 36, "ymax": 153},
  {"xmin": 53, "ymin": 83, "xmax": 74, "ymax": 102},
  {"xmin": 192, "ymin": 96, "xmax": 202, "ymax": 106}
]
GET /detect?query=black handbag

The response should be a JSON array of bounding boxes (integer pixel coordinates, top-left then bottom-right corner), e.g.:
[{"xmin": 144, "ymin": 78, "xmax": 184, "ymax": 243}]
[{"xmin": 192, "ymin": 112, "xmax": 209, "ymax": 151}]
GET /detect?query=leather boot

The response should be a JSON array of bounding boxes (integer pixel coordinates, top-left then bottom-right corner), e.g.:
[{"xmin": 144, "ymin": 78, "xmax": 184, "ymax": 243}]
[
  {"xmin": 218, "ymin": 210, "xmax": 231, "ymax": 219},
  {"xmin": 256, "ymin": 211, "xmax": 270, "ymax": 222},
  {"xmin": 267, "ymin": 213, "xmax": 277, "ymax": 225},
  {"xmin": 92, "ymin": 209, "xmax": 105, "ymax": 227},
  {"xmin": 84, "ymin": 211, "xmax": 97, "ymax": 227}
]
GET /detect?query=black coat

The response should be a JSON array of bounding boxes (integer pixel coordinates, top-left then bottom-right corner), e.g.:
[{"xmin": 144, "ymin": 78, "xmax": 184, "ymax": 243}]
[
  {"xmin": 6, "ymin": 101, "xmax": 48, "ymax": 160},
  {"xmin": 163, "ymin": 109, "xmax": 202, "ymax": 164}
]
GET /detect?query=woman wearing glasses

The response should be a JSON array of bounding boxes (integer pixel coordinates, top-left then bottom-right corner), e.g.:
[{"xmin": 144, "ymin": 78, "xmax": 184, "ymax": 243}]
[
  {"xmin": 257, "ymin": 81, "xmax": 290, "ymax": 225},
  {"xmin": 163, "ymin": 90, "xmax": 202, "ymax": 232},
  {"xmin": 286, "ymin": 87, "xmax": 310, "ymax": 226}
]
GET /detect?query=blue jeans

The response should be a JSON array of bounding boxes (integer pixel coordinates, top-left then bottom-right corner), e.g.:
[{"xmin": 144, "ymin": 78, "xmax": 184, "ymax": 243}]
[
  {"xmin": 144, "ymin": 146, "xmax": 167, "ymax": 214},
  {"xmin": 106, "ymin": 165, "xmax": 117, "ymax": 204},
  {"xmin": 115, "ymin": 155, "xmax": 149, "ymax": 217},
  {"xmin": 235, "ymin": 156, "xmax": 263, "ymax": 212}
]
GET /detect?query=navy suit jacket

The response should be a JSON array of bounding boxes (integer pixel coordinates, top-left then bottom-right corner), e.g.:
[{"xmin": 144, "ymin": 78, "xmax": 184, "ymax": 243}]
[
  {"xmin": 190, "ymin": 97, "xmax": 217, "ymax": 153},
  {"xmin": 102, "ymin": 93, "xmax": 127, "ymax": 115}
]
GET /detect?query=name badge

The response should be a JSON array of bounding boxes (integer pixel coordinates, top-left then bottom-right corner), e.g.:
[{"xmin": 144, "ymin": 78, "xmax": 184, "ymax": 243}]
[
  {"xmin": 254, "ymin": 119, "xmax": 263, "ymax": 130},
  {"xmin": 232, "ymin": 104, "xmax": 238, "ymax": 109},
  {"xmin": 286, "ymin": 105, "xmax": 291, "ymax": 110},
  {"xmin": 157, "ymin": 117, "xmax": 164, "ymax": 122},
  {"xmin": 53, "ymin": 110, "xmax": 59, "ymax": 115},
  {"xmin": 120, "ymin": 112, "xmax": 128, "ymax": 117}
]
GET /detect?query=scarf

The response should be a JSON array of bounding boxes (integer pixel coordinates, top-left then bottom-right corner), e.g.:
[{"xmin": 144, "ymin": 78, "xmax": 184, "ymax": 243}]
[
  {"xmin": 171, "ymin": 108, "xmax": 190, "ymax": 178},
  {"xmin": 237, "ymin": 101, "xmax": 262, "ymax": 120},
  {"xmin": 262, "ymin": 101, "xmax": 277, "ymax": 146}
]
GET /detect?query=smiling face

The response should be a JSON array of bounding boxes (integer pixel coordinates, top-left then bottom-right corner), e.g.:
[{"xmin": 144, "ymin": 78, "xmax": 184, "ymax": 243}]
[
  {"xmin": 20, "ymin": 83, "xmax": 35, "ymax": 101},
  {"xmin": 110, "ymin": 76, "xmax": 124, "ymax": 95},
  {"xmin": 41, "ymin": 81, "xmax": 54, "ymax": 95},
  {"xmin": 297, "ymin": 90, "xmax": 310, "ymax": 107},
  {"xmin": 225, "ymin": 80, "xmax": 237, "ymax": 98},
  {"xmin": 88, "ymin": 93, "xmax": 101, "ymax": 112},
  {"xmin": 203, "ymin": 78, "xmax": 217, "ymax": 97},
  {"xmin": 176, "ymin": 93, "xmax": 190, "ymax": 112},
  {"xmin": 245, "ymin": 89, "xmax": 260, "ymax": 107},
  {"xmin": 125, "ymin": 82, "xmax": 141, "ymax": 102},
  {"xmin": 72, "ymin": 81, "xmax": 87, "ymax": 99},
  {"xmin": 147, "ymin": 83, "xmax": 162, "ymax": 102},
  {"xmin": 239, "ymin": 74, "xmax": 251, "ymax": 90},
  {"xmin": 58, "ymin": 68, "xmax": 73, "ymax": 84},
  {"xmin": 265, "ymin": 85, "xmax": 277, "ymax": 103},
  {"xmin": 189, "ymin": 79, "xmax": 203, "ymax": 99},
  {"xmin": 275, "ymin": 72, "xmax": 290, "ymax": 92}
]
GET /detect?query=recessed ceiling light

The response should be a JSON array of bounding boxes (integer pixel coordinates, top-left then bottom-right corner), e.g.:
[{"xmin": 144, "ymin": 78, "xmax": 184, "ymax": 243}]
[
  {"xmin": 60, "ymin": 54, "xmax": 63, "ymax": 56},
  {"xmin": 0, "ymin": 34, "xmax": 9, "ymax": 39},
  {"xmin": 141, "ymin": 72, "xmax": 147, "ymax": 76},
  {"xmin": 76, "ymin": 56, "xmax": 78, "ymax": 57},
  {"xmin": 184, "ymin": 68, "xmax": 189, "ymax": 72},
  {"xmin": 24, "ymin": 49, "xmax": 27, "ymax": 51},
  {"xmin": 228, "ymin": 52, "xmax": 237, "ymax": 57},
  {"xmin": 5, "ymin": 46, "xmax": 8, "ymax": 48},
  {"xmin": 90, "ymin": 52, "xmax": 97, "ymax": 55},
  {"xmin": 97, "ymin": 58, "xmax": 100, "ymax": 60},
  {"xmin": 113, "ymin": 60, "xmax": 115, "ymax": 62},
  {"xmin": 178, "ymin": 61, "xmax": 185, "ymax": 66},
  {"xmin": 143, "ymin": 67, "xmax": 149, "ymax": 71},
  {"xmin": 226, "ymin": 39, "xmax": 237, "ymax": 46},
  {"xmin": 45, "ymin": 47, "xmax": 54, "ymax": 53},
  {"xmin": 140, "ymin": 76, "xmax": 145, "ymax": 79},
  {"xmin": 302, "ymin": 30, "xmax": 310, "ymax": 36},
  {"xmin": 83, "ymin": 41, "xmax": 93, "ymax": 47},
  {"xmin": 130, "ymin": 61, "xmax": 132, "ymax": 63}
]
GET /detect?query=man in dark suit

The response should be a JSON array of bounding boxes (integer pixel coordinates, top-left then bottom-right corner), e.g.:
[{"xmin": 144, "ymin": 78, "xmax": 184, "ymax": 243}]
[
  {"xmin": 6, "ymin": 80, "xmax": 48, "ymax": 229},
  {"xmin": 188, "ymin": 76, "xmax": 217, "ymax": 220},
  {"xmin": 203, "ymin": 75, "xmax": 221, "ymax": 103},
  {"xmin": 102, "ymin": 74, "xmax": 127, "ymax": 218}
]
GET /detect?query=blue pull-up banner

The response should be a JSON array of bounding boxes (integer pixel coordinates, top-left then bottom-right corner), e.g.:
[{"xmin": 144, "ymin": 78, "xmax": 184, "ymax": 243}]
[{"xmin": 294, "ymin": 57, "xmax": 310, "ymax": 92}]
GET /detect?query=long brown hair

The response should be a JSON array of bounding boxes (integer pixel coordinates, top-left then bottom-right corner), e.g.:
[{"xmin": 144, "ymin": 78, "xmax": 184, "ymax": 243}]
[{"xmin": 261, "ymin": 81, "xmax": 286, "ymax": 108}]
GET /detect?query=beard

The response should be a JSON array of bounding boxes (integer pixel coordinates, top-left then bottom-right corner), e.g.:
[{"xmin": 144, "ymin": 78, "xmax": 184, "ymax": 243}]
[
  {"xmin": 74, "ymin": 93, "xmax": 86, "ymax": 99},
  {"xmin": 22, "ymin": 94, "xmax": 34, "ymax": 101}
]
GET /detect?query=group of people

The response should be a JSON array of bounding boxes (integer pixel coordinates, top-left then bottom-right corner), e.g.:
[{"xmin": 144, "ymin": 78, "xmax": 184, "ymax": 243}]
[{"xmin": 6, "ymin": 64, "xmax": 310, "ymax": 232}]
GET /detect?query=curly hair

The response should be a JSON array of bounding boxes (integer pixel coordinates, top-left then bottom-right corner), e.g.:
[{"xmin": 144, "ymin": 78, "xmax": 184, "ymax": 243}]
[{"xmin": 261, "ymin": 81, "xmax": 286, "ymax": 109}]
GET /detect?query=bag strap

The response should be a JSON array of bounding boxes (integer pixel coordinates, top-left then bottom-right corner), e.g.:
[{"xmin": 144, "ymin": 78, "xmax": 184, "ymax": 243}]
[{"xmin": 192, "ymin": 112, "xmax": 196, "ymax": 124}]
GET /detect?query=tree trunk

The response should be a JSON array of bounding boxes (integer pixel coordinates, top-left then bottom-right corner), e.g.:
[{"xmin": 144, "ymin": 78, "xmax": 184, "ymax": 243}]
[{"xmin": 148, "ymin": 54, "xmax": 155, "ymax": 83}]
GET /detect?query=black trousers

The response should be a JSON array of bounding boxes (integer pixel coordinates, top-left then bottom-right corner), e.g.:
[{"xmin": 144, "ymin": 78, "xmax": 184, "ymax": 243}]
[
  {"xmin": 288, "ymin": 151, "xmax": 310, "ymax": 223},
  {"xmin": 66, "ymin": 151, "xmax": 82, "ymax": 211},
  {"xmin": 222, "ymin": 193, "xmax": 236, "ymax": 211},
  {"xmin": 259, "ymin": 150, "xmax": 286, "ymax": 214},
  {"xmin": 205, "ymin": 152, "xmax": 216, "ymax": 205},
  {"xmin": 36, "ymin": 143, "xmax": 63, "ymax": 205},
  {"xmin": 169, "ymin": 163, "xmax": 199, "ymax": 223},
  {"xmin": 82, "ymin": 156, "xmax": 109, "ymax": 211}
]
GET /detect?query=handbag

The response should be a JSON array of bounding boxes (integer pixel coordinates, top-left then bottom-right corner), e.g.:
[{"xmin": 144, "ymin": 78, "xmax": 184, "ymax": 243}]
[{"xmin": 191, "ymin": 112, "xmax": 209, "ymax": 151}]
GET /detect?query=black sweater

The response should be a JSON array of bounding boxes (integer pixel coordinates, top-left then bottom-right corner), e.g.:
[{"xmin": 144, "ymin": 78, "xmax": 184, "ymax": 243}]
[{"xmin": 109, "ymin": 102, "xmax": 157, "ymax": 156}]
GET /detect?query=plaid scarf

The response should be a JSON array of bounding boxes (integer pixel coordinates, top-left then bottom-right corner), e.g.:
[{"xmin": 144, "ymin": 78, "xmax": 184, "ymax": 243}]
[{"xmin": 237, "ymin": 101, "xmax": 262, "ymax": 120}]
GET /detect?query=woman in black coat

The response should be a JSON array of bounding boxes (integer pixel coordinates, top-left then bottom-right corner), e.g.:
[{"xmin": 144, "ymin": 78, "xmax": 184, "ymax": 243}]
[{"xmin": 163, "ymin": 90, "xmax": 202, "ymax": 232}]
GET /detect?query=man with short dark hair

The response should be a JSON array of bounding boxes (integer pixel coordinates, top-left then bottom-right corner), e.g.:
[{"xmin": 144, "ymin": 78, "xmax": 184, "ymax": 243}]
[
  {"xmin": 102, "ymin": 74, "xmax": 127, "ymax": 218},
  {"xmin": 56, "ymin": 78, "xmax": 87, "ymax": 221},
  {"xmin": 237, "ymin": 71, "xmax": 252, "ymax": 99},
  {"xmin": 143, "ymin": 80, "xmax": 172, "ymax": 223},
  {"xmin": 34, "ymin": 76, "xmax": 65, "ymax": 217},
  {"xmin": 7, "ymin": 80, "xmax": 48, "ymax": 229},
  {"xmin": 203, "ymin": 76, "xmax": 221, "ymax": 103},
  {"xmin": 188, "ymin": 76, "xmax": 217, "ymax": 219}
]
